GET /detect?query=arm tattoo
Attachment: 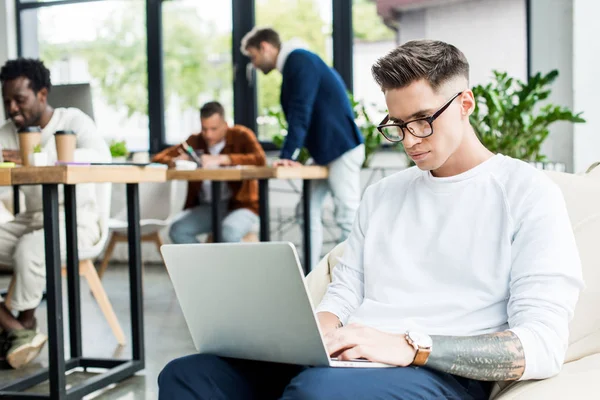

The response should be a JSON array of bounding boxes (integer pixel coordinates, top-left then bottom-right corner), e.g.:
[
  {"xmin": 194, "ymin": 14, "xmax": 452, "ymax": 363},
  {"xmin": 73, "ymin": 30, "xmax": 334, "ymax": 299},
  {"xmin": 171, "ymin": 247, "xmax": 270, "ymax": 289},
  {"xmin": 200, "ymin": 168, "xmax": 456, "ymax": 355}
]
[{"xmin": 426, "ymin": 331, "xmax": 525, "ymax": 381}]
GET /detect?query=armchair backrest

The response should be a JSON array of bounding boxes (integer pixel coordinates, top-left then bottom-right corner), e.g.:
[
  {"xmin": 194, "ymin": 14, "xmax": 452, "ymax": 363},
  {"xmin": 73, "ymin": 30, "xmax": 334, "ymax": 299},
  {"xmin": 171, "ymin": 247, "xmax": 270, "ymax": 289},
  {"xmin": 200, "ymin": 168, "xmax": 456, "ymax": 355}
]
[{"xmin": 306, "ymin": 241, "xmax": 345, "ymax": 306}]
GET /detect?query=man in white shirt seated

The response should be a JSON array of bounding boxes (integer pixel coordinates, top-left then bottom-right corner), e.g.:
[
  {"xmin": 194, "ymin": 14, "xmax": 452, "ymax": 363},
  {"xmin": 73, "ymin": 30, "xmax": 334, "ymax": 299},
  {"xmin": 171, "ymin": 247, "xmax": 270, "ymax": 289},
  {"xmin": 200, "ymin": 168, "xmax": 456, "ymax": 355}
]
[
  {"xmin": 157, "ymin": 40, "xmax": 584, "ymax": 399},
  {"xmin": 0, "ymin": 58, "xmax": 111, "ymax": 369}
]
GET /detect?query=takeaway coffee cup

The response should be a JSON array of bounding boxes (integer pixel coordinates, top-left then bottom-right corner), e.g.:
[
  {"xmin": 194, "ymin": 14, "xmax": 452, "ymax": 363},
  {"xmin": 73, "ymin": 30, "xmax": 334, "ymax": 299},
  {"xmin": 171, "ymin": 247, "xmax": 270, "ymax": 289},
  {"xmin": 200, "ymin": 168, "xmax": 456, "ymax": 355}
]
[
  {"xmin": 18, "ymin": 126, "xmax": 42, "ymax": 166},
  {"xmin": 54, "ymin": 130, "xmax": 77, "ymax": 162}
]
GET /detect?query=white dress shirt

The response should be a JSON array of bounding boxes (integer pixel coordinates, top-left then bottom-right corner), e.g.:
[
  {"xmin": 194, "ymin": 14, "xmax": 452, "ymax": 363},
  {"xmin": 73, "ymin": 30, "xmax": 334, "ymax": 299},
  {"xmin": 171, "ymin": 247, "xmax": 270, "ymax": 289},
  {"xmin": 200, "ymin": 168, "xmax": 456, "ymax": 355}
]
[{"xmin": 200, "ymin": 140, "xmax": 230, "ymax": 203}]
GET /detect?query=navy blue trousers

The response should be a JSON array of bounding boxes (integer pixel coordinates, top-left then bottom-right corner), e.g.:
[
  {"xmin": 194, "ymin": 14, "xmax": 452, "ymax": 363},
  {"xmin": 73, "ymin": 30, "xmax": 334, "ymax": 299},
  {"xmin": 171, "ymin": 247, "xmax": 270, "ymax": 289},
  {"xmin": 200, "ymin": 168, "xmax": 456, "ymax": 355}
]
[{"xmin": 158, "ymin": 354, "xmax": 492, "ymax": 400}]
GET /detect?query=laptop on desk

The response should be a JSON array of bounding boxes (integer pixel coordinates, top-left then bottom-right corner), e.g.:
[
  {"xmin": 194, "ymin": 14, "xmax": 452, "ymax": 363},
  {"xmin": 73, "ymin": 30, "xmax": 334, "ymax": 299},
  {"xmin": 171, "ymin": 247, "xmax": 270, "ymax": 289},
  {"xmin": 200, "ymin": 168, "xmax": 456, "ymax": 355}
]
[{"xmin": 160, "ymin": 242, "xmax": 392, "ymax": 368}]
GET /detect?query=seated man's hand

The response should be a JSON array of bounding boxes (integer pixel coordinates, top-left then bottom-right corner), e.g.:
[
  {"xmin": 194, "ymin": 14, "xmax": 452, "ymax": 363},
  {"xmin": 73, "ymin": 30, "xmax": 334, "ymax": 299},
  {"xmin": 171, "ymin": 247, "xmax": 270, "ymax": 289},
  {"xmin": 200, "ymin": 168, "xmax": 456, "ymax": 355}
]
[
  {"xmin": 2, "ymin": 149, "xmax": 22, "ymax": 164},
  {"xmin": 325, "ymin": 323, "xmax": 417, "ymax": 367},
  {"xmin": 166, "ymin": 148, "xmax": 191, "ymax": 168},
  {"xmin": 201, "ymin": 154, "xmax": 230, "ymax": 168},
  {"xmin": 317, "ymin": 312, "xmax": 342, "ymax": 337},
  {"xmin": 272, "ymin": 159, "xmax": 302, "ymax": 167}
]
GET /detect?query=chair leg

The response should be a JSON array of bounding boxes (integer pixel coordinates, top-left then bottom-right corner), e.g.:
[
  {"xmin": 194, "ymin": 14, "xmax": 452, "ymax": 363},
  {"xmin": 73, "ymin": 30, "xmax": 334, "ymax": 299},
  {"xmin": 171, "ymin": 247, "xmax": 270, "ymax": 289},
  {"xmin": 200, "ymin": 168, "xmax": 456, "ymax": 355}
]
[
  {"xmin": 80, "ymin": 259, "xmax": 126, "ymax": 346},
  {"xmin": 151, "ymin": 232, "xmax": 165, "ymax": 268},
  {"xmin": 97, "ymin": 233, "xmax": 118, "ymax": 279},
  {"xmin": 151, "ymin": 231, "xmax": 164, "ymax": 250}
]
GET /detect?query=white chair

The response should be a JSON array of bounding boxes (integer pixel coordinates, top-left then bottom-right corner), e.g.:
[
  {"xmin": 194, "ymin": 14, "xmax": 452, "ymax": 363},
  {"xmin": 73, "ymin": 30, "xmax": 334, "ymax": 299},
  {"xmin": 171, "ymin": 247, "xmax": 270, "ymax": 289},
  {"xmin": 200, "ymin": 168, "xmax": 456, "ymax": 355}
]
[
  {"xmin": 98, "ymin": 180, "xmax": 186, "ymax": 278},
  {"xmin": 76, "ymin": 182, "xmax": 126, "ymax": 345},
  {"xmin": 5, "ymin": 182, "xmax": 126, "ymax": 345}
]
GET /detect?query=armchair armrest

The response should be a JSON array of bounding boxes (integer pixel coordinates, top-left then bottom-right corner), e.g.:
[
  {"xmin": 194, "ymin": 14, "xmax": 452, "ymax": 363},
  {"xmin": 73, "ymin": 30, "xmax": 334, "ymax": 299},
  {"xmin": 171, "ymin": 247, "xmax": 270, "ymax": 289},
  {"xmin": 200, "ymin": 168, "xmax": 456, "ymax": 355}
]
[
  {"xmin": 305, "ymin": 241, "xmax": 346, "ymax": 306},
  {"xmin": 492, "ymin": 353, "xmax": 600, "ymax": 399}
]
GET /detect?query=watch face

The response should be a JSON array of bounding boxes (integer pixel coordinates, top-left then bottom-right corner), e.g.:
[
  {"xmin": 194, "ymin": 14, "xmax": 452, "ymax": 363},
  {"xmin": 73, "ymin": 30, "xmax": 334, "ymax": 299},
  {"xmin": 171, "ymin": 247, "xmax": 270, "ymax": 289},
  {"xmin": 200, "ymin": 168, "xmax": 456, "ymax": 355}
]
[{"xmin": 409, "ymin": 331, "xmax": 433, "ymax": 348}]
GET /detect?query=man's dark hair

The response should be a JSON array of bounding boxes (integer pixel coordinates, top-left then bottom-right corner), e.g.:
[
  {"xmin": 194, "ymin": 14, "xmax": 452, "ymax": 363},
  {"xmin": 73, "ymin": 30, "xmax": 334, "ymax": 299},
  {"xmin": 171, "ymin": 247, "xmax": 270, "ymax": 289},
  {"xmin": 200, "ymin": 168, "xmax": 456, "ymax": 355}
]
[
  {"xmin": 240, "ymin": 27, "xmax": 281, "ymax": 55},
  {"xmin": 0, "ymin": 58, "xmax": 52, "ymax": 93},
  {"xmin": 371, "ymin": 40, "xmax": 469, "ymax": 92},
  {"xmin": 200, "ymin": 101, "xmax": 225, "ymax": 119}
]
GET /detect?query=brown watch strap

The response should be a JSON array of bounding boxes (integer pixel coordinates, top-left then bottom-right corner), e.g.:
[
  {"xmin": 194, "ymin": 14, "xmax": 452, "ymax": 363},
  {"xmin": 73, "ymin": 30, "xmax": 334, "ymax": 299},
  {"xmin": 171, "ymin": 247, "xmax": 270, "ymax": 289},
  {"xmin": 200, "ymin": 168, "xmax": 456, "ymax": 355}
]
[{"xmin": 413, "ymin": 347, "xmax": 431, "ymax": 366}]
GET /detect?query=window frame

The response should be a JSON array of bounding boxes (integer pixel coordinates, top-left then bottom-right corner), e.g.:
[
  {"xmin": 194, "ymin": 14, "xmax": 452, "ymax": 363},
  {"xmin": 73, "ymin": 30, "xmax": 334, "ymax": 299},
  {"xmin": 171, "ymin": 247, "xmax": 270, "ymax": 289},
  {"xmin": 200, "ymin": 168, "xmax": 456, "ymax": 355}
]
[{"xmin": 15, "ymin": 0, "xmax": 355, "ymax": 154}]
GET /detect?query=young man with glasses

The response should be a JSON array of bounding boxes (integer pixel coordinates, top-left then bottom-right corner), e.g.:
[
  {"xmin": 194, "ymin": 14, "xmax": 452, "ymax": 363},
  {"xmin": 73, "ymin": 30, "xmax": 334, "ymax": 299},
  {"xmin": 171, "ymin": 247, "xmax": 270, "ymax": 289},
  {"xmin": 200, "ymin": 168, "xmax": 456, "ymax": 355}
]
[{"xmin": 158, "ymin": 40, "xmax": 583, "ymax": 399}]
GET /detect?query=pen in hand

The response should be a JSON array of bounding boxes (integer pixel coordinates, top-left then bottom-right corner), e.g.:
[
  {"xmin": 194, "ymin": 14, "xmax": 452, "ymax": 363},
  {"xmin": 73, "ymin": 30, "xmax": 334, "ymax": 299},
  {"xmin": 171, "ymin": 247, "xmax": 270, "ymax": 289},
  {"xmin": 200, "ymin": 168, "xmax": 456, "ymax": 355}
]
[{"xmin": 181, "ymin": 142, "xmax": 202, "ymax": 166}]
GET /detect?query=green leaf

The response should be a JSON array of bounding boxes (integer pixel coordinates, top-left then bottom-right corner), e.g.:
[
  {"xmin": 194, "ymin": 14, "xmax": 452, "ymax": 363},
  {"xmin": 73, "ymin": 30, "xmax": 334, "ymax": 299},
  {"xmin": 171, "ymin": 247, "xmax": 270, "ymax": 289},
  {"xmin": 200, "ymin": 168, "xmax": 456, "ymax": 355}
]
[
  {"xmin": 471, "ymin": 69, "xmax": 586, "ymax": 161},
  {"xmin": 109, "ymin": 140, "xmax": 129, "ymax": 158}
]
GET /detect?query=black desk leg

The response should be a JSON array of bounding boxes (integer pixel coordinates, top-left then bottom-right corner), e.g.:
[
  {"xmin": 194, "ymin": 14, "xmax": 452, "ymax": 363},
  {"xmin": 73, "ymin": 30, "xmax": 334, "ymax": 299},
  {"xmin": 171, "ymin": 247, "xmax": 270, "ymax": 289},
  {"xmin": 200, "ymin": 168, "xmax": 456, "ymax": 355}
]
[
  {"xmin": 13, "ymin": 185, "xmax": 20, "ymax": 215},
  {"xmin": 64, "ymin": 184, "xmax": 82, "ymax": 360},
  {"xmin": 302, "ymin": 180, "xmax": 312, "ymax": 275},
  {"xmin": 211, "ymin": 181, "xmax": 223, "ymax": 242},
  {"xmin": 42, "ymin": 184, "xmax": 66, "ymax": 399},
  {"xmin": 127, "ymin": 184, "xmax": 145, "ymax": 365},
  {"xmin": 258, "ymin": 179, "xmax": 270, "ymax": 242}
]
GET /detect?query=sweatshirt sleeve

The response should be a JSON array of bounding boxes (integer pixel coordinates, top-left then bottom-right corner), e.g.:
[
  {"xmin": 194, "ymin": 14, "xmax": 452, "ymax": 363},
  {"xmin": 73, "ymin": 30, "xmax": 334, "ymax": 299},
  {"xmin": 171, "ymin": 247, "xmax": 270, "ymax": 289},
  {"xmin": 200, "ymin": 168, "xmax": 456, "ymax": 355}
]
[
  {"xmin": 315, "ymin": 186, "xmax": 371, "ymax": 324},
  {"xmin": 67, "ymin": 109, "xmax": 111, "ymax": 162},
  {"xmin": 508, "ymin": 180, "xmax": 584, "ymax": 380}
]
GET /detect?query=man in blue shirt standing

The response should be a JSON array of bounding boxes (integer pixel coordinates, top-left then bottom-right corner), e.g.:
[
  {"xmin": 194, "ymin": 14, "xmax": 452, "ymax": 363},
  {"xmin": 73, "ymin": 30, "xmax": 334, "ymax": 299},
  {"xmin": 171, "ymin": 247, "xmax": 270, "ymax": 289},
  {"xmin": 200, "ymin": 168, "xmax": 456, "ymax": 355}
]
[{"xmin": 241, "ymin": 27, "xmax": 365, "ymax": 269}]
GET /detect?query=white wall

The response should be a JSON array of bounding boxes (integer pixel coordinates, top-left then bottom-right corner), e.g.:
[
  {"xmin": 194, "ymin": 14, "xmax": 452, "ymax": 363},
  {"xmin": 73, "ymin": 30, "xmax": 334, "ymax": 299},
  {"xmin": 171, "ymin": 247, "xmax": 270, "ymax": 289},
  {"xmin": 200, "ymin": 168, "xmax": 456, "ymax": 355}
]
[
  {"xmin": 353, "ymin": 40, "xmax": 397, "ymax": 121},
  {"xmin": 572, "ymin": 0, "xmax": 600, "ymax": 172},
  {"xmin": 529, "ymin": 0, "xmax": 600, "ymax": 173},
  {"xmin": 529, "ymin": 0, "xmax": 575, "ymax": 170},
  {"xmin": 398, "ymin": 8, "xmax": 426, "ymax": 43},
  {"xmin": 398, "ymin": 0, "xmax": 528, "ymax": 87},
  {"xmin": 0, "ymin": 0, "xmax": 17, "ymax": 121},
  {"xmin": 395, "ymin": 0, "xmax": 600, "ymax": 173}
]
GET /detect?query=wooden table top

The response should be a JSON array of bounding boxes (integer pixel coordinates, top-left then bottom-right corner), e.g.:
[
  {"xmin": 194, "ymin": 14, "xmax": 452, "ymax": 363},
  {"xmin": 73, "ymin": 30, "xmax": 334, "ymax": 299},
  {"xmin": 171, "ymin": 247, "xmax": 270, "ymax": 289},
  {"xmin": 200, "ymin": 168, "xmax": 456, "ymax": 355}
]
[
  {"xmin": 167, "ymin": 166, "xmax": 329, "ymax": 181},
  {"xmin": 0, "ymin": 168, "xmax": 11, "ymax": 186},
  {"xmin": 167, "ymin": 167, "xmax": 248, "ymax": 182},
  {"xmin": 260, "ymin": 166, "xmax": 329, "ymax": 180},
  {"xmin": 11, "ymin": 165, "xmax": 167, "ymax": 185}
]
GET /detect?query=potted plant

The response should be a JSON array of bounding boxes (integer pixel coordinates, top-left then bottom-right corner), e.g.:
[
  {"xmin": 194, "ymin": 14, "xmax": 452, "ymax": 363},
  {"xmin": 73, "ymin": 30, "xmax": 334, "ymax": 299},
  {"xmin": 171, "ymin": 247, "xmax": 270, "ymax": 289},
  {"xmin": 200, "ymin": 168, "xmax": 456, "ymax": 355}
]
[
  {"xmin": 470, "ymin": 70, "xmax": 585, "ymax": 164},
  {"xmin": 30, "ymin": 144, "xmax": 48, "ymax": 166},
  {"xmin": 268, "ymin": 108, "xmax": 311, "ymax": 164},
  {"xmin": 109, "ymin": 140, "xmax": 129, "ymax": 163},
  {"xmin": 347, "ymin": 92, "xmax": 388, "ymax": 168}
]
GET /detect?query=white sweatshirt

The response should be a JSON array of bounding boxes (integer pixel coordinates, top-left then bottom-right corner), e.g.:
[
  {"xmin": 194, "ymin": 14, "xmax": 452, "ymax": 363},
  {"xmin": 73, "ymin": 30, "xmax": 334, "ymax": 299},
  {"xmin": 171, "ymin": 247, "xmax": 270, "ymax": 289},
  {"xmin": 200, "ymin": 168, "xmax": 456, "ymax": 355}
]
[
  {"xmin": 276, "ymin": 39, "xmax": 309, "ymax": 73},
  {"xmin": 316, "ymin": 154, "xmax": 584, "ymax": 380},
  {"xmin": 0, "ymin": 108, "xmax": 111, "ymax": 223}
]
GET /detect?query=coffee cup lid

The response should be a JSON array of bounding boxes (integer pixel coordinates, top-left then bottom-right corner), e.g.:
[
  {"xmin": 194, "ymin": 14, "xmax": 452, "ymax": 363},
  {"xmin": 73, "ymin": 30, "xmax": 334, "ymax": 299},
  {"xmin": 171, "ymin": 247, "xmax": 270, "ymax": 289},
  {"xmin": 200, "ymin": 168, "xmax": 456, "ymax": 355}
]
[
  {"xmin": 55, "ymin": 130, "xmax": 76, "ymax": 135},
  {"xmin": 18, "ymin": 126, "xmax": 41, "ymax": 133}
]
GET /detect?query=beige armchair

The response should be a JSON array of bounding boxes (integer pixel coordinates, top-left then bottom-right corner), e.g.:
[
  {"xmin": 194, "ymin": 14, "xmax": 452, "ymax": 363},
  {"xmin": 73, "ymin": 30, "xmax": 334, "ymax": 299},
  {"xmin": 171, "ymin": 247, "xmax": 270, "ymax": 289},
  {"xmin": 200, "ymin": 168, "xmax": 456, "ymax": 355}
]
[{"xmin": 306, "ymin": 168, "xmax": 600, "ymax": 399}]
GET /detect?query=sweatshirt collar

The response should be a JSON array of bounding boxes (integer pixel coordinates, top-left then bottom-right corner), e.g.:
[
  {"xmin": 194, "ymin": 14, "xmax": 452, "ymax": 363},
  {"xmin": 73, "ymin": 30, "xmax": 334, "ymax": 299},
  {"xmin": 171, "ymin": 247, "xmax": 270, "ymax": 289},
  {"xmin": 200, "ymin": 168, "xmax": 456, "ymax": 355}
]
[{"xmin": 276, "ymin": 39, "xmax": 308, "ymax": 73}]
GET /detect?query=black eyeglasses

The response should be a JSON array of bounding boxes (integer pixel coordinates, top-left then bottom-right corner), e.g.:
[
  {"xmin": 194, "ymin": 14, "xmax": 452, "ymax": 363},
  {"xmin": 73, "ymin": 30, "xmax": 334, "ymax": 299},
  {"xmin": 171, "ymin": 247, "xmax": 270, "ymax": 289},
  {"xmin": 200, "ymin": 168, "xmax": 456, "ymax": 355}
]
[{"xmin": 377, "ymin": 92, "xmax": 463, "ymax": 142}]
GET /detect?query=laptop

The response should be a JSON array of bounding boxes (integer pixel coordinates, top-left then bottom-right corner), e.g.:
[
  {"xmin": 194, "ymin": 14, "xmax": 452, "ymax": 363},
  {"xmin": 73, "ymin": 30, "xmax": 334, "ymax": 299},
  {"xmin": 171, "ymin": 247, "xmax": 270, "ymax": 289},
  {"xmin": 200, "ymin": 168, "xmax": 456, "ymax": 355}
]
[{"xmin": 160, "ymin": 242, "xmax": 392, "ymax": 368}]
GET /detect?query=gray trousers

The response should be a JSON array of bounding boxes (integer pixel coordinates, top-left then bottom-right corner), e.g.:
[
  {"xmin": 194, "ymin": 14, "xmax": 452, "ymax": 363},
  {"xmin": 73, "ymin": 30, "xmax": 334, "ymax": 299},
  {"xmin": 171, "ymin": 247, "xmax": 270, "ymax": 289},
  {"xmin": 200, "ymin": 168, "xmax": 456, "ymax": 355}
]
[
  {"xmin": 168, "ymin": 202, "xmax": 259, "ymax": 244},
  {"xmin": 309, "ymin": 144, "xmax": 365, "ymax": 269}
]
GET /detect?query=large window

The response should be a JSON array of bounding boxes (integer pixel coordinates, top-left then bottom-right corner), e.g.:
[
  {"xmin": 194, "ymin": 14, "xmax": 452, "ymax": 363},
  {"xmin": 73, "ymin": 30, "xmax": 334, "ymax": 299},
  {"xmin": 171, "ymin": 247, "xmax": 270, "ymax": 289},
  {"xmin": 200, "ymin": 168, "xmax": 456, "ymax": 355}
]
[
  {"xmin": 13, "ymin": 0, "xmax": 361, "ymax": 152},
  {"xmin": 162, "ymin": 0, "xmax": 234, "ymax": 145},
  {"xmin": 254, "ymin": 0, "xmax": 333, "ymax": 142},
  {"xmin": 19, "ymin": 0, "xmax": 149, "ymax": 151},
  {"xmin": 352, "ymin": 0, "xmax": 396, "ymax": 126}
]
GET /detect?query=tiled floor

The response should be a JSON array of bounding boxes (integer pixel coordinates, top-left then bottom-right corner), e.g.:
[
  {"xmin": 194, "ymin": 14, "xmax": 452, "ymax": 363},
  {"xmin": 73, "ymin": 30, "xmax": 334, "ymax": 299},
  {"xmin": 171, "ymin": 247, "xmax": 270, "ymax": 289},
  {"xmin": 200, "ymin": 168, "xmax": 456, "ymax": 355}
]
[{"xmin": 0, "ymin": 262, "xmax": 195, "ymax": 399}]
